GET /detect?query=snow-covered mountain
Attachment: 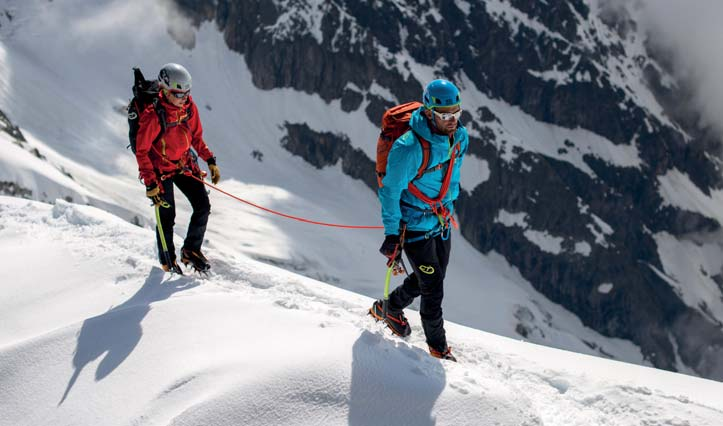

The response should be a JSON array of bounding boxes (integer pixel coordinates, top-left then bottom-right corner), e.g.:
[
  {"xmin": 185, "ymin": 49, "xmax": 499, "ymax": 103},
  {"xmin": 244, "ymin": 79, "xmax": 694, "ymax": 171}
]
[
  {"xmin": 170, "ymin": 0, "xmax": 723, "ymax": 379},
  {"xmin": 2, "ymin": 196, "xmax": 723, "ymax": 425},
  {"xmin": 1, "ymin": 0, "xmax": 722, "ymax": 385}
]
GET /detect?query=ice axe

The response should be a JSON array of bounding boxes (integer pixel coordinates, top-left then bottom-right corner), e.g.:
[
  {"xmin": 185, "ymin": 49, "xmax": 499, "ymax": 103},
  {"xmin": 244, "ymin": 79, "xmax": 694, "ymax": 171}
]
[{"xmin": 155, "ymin": 202, "xmax": 182, "ymax": 275}]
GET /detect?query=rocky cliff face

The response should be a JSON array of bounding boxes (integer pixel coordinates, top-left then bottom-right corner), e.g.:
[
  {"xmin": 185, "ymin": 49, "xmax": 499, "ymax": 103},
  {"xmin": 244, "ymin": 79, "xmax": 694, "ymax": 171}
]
[
  {"xmin": 1, "ymin": 109, "xmax": 34, "ymax": 199},
  {"xmin": 174, "ymin": 0, "xmax": 723, "ymax": 380}
]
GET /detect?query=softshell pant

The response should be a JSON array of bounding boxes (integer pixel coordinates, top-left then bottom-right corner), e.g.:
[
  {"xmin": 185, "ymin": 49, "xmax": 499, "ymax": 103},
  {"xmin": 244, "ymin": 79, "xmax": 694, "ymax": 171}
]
[
  {"xmin": 155, "ymin": 173, "xmax": 210, "ymax": 264},
  {"xmin": 388, "ymin": 231, "xmax": 452, "ymax": 352}
]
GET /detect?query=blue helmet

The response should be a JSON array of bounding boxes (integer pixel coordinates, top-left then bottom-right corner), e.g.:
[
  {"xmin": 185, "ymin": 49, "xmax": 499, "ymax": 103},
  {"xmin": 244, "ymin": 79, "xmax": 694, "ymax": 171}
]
[{"xmin": 423, "ymin": 79, "xmax": 460, "ymax": 109}]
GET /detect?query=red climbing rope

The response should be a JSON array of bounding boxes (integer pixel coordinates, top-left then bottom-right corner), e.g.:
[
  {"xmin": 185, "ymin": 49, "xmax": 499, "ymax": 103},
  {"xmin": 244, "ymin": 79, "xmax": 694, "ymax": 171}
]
[{"xmin": 189, "ymin": 174, "xmax": 384, "ymax": 230}]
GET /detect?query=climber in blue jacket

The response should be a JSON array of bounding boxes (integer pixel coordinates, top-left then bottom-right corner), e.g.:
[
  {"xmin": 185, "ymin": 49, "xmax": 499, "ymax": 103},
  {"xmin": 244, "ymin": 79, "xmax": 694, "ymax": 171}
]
[{"xmin": 370, "ymin": 79, "xmax": 469, "ymax": 362}]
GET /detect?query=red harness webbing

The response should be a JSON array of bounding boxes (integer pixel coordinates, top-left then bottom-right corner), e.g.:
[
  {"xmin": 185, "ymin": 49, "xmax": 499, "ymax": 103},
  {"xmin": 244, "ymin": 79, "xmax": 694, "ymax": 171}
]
[{"xmin": 406, "ymin": 140, "xmax": 460, "ymax": 229}]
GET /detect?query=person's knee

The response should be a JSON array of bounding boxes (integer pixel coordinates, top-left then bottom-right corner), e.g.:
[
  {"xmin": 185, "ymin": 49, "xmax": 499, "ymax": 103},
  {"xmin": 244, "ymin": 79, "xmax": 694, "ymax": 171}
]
[
  {"xmin": 417, "ymin": 270, "xmax": 443, "ymax": 296},
  {"xmin": 159, "ymin": 208, "xmax": 176, "ymax": 225},
  {"xmin": 419, "ymin": 284, "xmax": 443, "ymax": 306},
  {"xmin": 193, "ymin": 196, "xmax": 211, "ymax": 216},
  {"xmin": 200, "ymin": 201, "xmax": 211, "ymax": 216}
]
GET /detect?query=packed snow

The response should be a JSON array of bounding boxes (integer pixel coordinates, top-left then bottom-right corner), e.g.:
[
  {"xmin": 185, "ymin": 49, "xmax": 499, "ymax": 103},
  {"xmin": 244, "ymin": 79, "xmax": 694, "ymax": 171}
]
[{"xmin": 1, "ymin": 196, "xmax": 722, "ymax": 426}]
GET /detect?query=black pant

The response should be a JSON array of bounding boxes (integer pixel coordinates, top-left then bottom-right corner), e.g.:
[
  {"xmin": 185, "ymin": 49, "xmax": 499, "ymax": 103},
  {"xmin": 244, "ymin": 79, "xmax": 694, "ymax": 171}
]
[
  {"xmin": 155, "ymin": 174, "xmax": 210, "ymax": 263},
  {"xmin": 388, "ymin": 232, "xmax": 452, "ymax": 352}
]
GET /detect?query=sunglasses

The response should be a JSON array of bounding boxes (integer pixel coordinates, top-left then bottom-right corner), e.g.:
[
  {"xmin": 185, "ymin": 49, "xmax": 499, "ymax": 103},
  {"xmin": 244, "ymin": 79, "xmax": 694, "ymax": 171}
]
[
  {"xmin": 432, "ymin": 109, "xmax": 462, "ymax": 121},
  {"xmin": 167, "ymin": 89, "xmax": 190, "ymax": 99}
]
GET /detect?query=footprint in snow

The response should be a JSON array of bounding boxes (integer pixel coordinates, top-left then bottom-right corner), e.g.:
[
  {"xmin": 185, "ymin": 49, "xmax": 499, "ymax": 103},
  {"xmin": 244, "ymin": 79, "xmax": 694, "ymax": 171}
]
[
  {"xmin": 449, "ymin": 382, "xmax": 471, "ymax": 395},
  {"xmin": 274, "ymin": 299, "xmax": 300, "ymax": 310},
  {"xmin": 544, "ymin": 376, "xmax": 570, "ymax": 394}
]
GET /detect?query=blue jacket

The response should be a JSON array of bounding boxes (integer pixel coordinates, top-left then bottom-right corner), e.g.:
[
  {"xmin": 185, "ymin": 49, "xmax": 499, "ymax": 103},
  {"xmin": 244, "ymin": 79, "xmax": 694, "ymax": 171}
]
[{"xmin": 378, "ymin": 107, "xmax": 469, "ymax": 235}]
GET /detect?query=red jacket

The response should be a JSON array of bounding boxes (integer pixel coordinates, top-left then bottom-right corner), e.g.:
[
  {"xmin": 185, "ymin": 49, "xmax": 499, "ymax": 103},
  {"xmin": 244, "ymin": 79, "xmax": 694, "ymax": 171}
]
[{"xmin": 135, "ymin": 93, "xmax": 214, "ymax": 187}]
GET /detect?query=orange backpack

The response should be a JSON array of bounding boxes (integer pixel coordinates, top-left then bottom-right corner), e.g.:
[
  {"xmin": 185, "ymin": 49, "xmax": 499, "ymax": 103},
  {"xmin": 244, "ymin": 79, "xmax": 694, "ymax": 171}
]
[{"xmin": 375, "ymin": 101, "xmax": 431, "ymax": 187}]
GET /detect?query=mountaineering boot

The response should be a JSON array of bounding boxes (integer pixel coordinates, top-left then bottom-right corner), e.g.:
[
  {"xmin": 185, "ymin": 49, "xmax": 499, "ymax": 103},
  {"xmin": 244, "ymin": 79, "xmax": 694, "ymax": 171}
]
[
  {"xmin": 181, "ymin": 247, "xmax": 211, "ymax": 273},
  {"xmin": 369, "ymin": 299, "xmax": 412, "ymax": 337},
  {"xmin": 429, "ymin": 346, "xmax": 457, "ymax": 362},
  {"xmin": 161, "ymin": 259, "xmax": 183, "ymax": 275}
]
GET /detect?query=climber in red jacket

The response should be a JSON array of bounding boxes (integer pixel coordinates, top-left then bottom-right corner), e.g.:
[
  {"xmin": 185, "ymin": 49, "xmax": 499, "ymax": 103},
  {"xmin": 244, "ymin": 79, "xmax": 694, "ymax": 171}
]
[{"xmin": 135, "ymin": 63, "xmax": 220, "ymax": 274}]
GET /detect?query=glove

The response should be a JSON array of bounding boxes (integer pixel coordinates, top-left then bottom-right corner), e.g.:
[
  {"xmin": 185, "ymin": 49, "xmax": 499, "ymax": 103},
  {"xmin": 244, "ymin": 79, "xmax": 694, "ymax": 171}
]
[
  {"xmin": 379, "ymin": 234, "xmax": 401, "ymax": 265},
  {"xmin": 146, "ymin": 183, "xmax": 164, "ymax": 206},
  {"xmin": 207, "ymin": 157, "xmax": 220, "ymax": 184},
  {"xmin": 209, "ymin": 164, "xmax": 220, "ymax": 185}
]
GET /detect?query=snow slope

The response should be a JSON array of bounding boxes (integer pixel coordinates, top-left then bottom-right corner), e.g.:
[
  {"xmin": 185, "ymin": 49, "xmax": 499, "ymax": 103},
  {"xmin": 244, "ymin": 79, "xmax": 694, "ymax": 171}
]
[{"xmin": 1, "ymin": 196, "xmax": 722, "ymax": 426}]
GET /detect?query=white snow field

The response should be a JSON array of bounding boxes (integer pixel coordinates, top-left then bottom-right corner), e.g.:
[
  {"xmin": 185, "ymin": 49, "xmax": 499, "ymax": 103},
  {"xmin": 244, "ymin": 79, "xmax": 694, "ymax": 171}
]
[{"xmin": 1, "ymin": 196, "xmax": 722, "ymax": 426}]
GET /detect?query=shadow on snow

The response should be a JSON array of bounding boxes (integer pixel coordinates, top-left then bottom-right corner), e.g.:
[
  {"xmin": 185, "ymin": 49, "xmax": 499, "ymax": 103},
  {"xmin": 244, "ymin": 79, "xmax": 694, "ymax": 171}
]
[
  {"xmin": 59, "ymin": 267, "xmax": 198, "ymax": 405},
  {"xmin": 348, "ymin": 330, "xmax": 446, "ymax": 425}
]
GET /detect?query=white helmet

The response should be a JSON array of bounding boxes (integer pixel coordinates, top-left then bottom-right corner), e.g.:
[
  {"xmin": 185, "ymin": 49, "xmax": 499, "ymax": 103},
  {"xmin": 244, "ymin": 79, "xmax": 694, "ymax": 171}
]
[{"xmin": 158, "ymin": 63, "xmax": 192, "ymax": 91}]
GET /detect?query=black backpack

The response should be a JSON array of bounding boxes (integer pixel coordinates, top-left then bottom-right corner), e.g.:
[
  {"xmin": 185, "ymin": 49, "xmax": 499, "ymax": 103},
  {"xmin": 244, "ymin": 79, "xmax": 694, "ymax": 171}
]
[{"xmin": 127, "ymin": 67, "xmax": 192, "ymax": 154}]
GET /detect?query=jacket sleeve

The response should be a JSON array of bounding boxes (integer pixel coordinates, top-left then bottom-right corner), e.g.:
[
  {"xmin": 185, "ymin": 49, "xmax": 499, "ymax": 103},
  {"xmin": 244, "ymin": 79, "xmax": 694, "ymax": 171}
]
[
  {"xmin": 135, "ymin": 106, "xmax": 161, "ymax": 187},
  {"xmin": 377, "ymin": 133, "xmax": 423, "ymax": 235},
  {"xmin": 188, "ymin": 101, "xmax": 214, "ymax": 162}
]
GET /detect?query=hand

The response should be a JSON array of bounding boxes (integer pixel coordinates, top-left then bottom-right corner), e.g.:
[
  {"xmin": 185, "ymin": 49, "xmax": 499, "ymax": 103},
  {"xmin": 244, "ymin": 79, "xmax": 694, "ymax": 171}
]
[
  {"xmin": 209, "ymin": 164, "xmax": 220, "ymax": 185},
  {"xmin": 207, "ymin": 157, "xmax": 220, "ymax": 184},
  {"xmin": 379, "ymin": 234, "xmax": 401, "ymax": 265},
  {"xmin": 146, "ymin": 183, "xmax": 164, "ymax": 206}
]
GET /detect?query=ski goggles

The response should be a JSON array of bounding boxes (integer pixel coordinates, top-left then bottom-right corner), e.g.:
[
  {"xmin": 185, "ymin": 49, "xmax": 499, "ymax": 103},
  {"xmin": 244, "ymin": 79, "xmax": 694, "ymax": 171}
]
[
  {"xmin": 432, "ymin": 108, "xmax": 462, "ymax": 121},
  {"xmin": 166, "ymin": 89, "xmax": 190, "ymax": 99}
]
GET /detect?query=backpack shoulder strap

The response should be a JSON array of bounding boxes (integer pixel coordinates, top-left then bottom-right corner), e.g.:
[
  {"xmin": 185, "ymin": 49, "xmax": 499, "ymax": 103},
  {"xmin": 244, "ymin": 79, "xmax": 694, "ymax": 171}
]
[
  {"xmin": 416, "ymin": 134, "xmax": 464, "ymax": 179},
  {"xmin": 413, "ymin": 132, "xmax": 431, "ymax": 180},
  {"xmin": 151, "ymin": 97, "xmax": 167, "ymax": 134},
  {"xmin": 149, "ymin": 97, "xmax": 167, "ymax": 147}
]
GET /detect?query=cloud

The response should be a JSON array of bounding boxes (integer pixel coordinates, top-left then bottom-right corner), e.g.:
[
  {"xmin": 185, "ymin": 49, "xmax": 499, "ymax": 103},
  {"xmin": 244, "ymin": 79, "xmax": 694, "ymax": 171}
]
[
  {"xmin": 632, "ymin": 0, "xmax": 723, "ymax": 135},
  {"xmin": 67, "ymin": 0, "xmax": 194, "ymax": 50}
]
